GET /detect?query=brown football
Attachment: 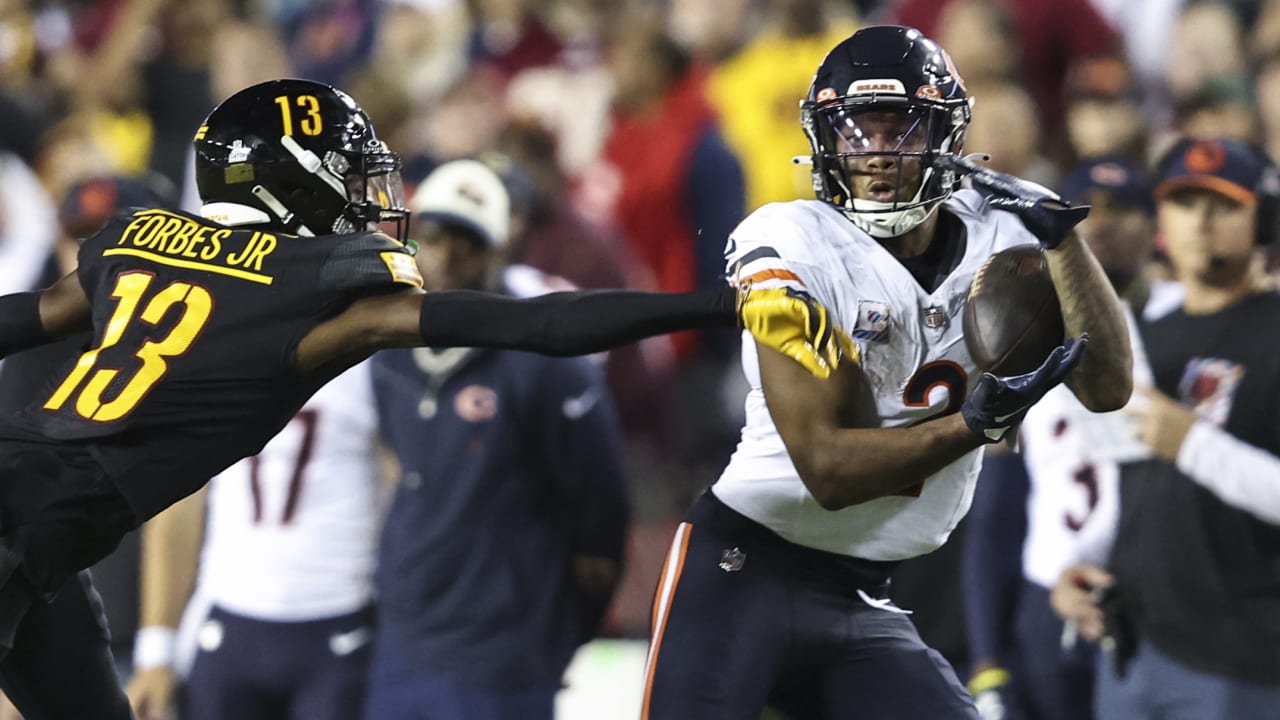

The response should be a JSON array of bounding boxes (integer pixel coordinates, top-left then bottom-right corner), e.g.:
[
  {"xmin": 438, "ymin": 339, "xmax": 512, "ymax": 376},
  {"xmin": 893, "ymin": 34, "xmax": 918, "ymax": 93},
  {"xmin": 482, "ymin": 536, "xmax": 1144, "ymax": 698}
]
[{"xmin": 963, "ymin": 245, "xmax": 1065, "ymax": 376}]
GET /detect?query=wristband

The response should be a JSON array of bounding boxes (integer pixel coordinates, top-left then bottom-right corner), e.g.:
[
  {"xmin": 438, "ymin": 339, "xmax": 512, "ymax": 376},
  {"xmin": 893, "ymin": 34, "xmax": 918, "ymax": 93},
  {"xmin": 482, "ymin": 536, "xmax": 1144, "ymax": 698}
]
[
  {"xmin": 133, "ymin": 625, "xmax": 177, "ymax": 670},
  {"xmin": 967, "ymin": 666, "xmax": 1011, "ymax": 695}
]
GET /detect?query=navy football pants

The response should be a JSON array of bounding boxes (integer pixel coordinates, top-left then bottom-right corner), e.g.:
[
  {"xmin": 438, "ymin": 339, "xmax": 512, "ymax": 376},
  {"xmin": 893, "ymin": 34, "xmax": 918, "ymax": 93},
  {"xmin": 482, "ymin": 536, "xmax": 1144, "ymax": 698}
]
[
  {"xmin": 184, "ymin": 604, "xmax": 373, "ymax": 720},
  {"xmin": 643, "ymin": 491, "xmax": 979, "ymax": 720}
]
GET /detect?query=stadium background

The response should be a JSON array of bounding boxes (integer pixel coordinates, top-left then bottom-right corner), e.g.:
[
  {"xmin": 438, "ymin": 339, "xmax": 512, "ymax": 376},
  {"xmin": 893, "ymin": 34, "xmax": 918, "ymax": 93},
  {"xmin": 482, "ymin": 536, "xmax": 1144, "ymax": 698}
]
[{"xmin": 0, "ymin": 0, "xmax": 1277, "ymax": 717}]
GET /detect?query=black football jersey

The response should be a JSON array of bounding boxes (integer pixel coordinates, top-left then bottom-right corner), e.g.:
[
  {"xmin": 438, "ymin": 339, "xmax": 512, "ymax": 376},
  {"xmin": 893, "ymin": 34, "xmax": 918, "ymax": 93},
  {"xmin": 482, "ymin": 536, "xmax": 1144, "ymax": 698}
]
[{"xmin": 18, "ymin": 208, "xmax": 421, "ymax": 520}]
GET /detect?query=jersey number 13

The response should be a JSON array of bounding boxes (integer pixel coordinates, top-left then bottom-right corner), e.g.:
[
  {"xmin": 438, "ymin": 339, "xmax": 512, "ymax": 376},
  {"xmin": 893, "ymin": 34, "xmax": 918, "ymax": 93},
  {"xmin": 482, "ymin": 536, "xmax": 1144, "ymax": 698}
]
[{"xmin": 44, "ymin": 271, "xmax": 214, "ymax": 422}]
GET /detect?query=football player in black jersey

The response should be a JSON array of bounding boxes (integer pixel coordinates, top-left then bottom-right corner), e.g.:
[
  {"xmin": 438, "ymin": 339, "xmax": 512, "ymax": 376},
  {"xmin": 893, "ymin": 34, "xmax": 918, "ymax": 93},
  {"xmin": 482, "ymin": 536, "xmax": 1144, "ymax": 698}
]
[{"xmin": 0, "ymin": 78, "xmax": 844, "ymax": 718}]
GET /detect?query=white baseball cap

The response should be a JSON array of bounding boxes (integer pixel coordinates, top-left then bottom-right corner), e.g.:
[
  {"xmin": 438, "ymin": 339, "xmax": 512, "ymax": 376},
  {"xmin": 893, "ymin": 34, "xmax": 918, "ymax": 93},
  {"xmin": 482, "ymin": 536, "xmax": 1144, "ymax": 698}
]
[{"xmin": 410, "ymin": 159, "xmax": 511, "ymax": 247}]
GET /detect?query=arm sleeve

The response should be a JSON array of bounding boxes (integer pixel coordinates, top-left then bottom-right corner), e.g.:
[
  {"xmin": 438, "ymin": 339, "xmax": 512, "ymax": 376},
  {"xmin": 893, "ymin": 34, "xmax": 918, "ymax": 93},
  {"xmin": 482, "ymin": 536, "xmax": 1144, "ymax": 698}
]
[
  {"xmin": 418, "ymin": 286, "xmax": 736, "ymax": 356},
  {"xmin": 960, "ymin": 450, "xmax": 1031, "ymax": 667},
  {"xmin": 0, "ymin": 292, "xmax": 53, "ymax": 359},
  {"xmin": 1176, "ymin": 421, "xmax": 1280, "ymax": 526}
]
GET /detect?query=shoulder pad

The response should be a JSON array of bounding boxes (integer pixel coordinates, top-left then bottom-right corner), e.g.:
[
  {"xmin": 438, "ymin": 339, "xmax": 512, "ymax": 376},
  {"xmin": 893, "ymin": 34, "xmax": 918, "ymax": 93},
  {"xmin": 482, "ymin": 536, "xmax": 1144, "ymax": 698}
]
[
  {"xmin": 318, "ymin": 232, "xmax": 423, "ymax": 292},
  {"xmin": 727, "ymin": 201, "xmax": 838, "ymax": 292}
]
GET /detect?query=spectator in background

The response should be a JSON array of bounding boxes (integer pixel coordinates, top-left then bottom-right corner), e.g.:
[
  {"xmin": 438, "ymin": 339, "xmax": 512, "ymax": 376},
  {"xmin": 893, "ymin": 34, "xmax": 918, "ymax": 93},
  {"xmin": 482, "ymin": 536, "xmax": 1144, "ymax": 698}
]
[
  {"xmin": 1163, "ymin": 1, "xmax": 1248, "ymax": 106},
  {"xmin": 1063, "ymin": 53, "xmax": 1148, "ymax": 164},
  {"xmin": 962, "ymin": 157, "xmax": 1158, "ymax": 720},
  {"xmin": 487, "ymin": 130, "xmax": 672, "ymax": 440},
  {"xmin": 467, "ymin": 0, "xmax": 565, "ymax": 79},
  {"xmin": 1173, "ymin": 75, "xmax": 1258, "ymax": 143},
  {"xmin": 1252, "ymin": 52, "xmax": 1280, "ymax": 165},
  {"xmin": 1052, "ymin": 138, "xmax": 1280, "ymax": 720},
  {"xmin": 707, "ymin": 0, "xmax": 860, "ymax": 211},
  {"xmin": 595, "ymin": 11, "xmax": 745, "ymax": 362},
  {"xmin": 666, "ymin": 0, "xmax": 754, "ymax": 64},
  {"xmin": 932, "ymin": 0, "xmax": 1017, "ymax": 86},
  {"xmin": 279, "ymin": 0, "xmax": 378, "ymax": 88},
  {"xmin": 962, "ymin": 80, "xmax": 1057, "ymax": 187},
  {"xmin": 125, "ymin": 360, "xmax": 382, "ymax": 720},
  {"xmin": 594, "ymin": 12, "xmax": 747, "ymax": 500},
  {"xmin": 365, "ymin": 159, "xmax": 630, "ymax": 720},
  {"xmin": 883, "ymin": 0, "xmax": 1120, "ymax": 134}
]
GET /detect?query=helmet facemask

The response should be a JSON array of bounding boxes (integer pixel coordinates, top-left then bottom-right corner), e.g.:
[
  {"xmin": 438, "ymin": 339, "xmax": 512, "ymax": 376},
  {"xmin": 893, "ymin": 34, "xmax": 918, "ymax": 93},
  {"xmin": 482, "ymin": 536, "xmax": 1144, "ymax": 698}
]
[
  {"xmin": 273, "ymin": 136, "xmax": 411, "ymax": 243},
  {"xmin": 803, "ymin": 95, "xmax": 970, "ymax": 238}
]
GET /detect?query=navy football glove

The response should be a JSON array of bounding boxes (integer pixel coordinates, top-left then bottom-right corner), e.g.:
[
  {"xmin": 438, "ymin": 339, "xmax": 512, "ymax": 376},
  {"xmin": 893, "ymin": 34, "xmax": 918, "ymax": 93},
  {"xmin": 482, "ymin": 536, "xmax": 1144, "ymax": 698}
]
[
  {"xmin": 962, "ymin": 335, "xmax": 1089, "ymax": 443},
  {"xmin": 941, "ymin": 154, "xmax": 1090, "ymax": 250}
]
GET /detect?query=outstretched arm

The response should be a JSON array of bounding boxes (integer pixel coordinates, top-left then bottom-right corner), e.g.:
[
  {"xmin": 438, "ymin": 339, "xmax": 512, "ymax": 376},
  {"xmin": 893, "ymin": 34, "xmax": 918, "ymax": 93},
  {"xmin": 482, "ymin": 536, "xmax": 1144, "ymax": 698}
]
[
  {"xmin": 297, "ymin": 286, "xmax": 736, "ymax": 370},
  {"xmin": 298, "ymin": 284, "xmax": 846, "ymax": 374},
  {"xmin": 0, "ymin": 271, "xmax": 92, "ymax": 358}
]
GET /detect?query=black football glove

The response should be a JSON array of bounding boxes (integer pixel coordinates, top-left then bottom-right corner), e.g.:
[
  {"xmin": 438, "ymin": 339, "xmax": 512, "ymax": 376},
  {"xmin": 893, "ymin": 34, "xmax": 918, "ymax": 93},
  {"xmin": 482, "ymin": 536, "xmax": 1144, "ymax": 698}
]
[
  {"xmin": 941, "ymin": 154, "xmax": 1090, "ymax": 250},
  {"xmin": 962, "ymin": 335, "xmax": 1089, "ymax": 443}
]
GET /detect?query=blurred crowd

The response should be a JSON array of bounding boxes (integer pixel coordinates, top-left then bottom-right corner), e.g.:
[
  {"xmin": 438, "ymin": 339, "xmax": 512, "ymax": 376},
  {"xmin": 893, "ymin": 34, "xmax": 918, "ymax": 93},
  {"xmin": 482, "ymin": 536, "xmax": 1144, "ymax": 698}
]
[{"xmin": 1, "ymin": 0, "xmax": 1279, "ymax": 713}]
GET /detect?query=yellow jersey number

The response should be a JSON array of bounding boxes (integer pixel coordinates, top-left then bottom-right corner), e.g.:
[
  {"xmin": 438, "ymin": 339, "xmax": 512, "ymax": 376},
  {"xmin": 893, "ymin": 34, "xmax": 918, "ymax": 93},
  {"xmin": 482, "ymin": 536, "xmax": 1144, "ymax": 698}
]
[
  {"xmin": 44, "ymin": 271, "xmax": 214, "ymax": 422},
  {"xmin": 274, "ymin": 94, "xmax": 323, "ymax": 136}
]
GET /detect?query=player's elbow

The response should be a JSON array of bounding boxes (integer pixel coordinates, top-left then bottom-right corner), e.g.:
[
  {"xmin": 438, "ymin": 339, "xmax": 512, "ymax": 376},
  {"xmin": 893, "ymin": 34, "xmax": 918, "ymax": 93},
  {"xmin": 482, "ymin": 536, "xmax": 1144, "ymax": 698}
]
[
  {"xmin": 1075, "ymin": 370, "xmax": 1133, "ymax": 413},
  {"xmin": 796, "ymin": 457, "xmax": 862, "ymax": 511}
]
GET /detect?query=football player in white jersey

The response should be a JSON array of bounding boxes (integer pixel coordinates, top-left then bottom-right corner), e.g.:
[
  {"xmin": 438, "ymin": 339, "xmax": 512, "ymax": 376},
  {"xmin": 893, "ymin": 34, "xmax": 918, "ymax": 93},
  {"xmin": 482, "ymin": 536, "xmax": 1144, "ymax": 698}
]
[
  {"xmin": 961, "ymin": 157, "xmax": 1162, "ymax": 720},
  {"xmin": 125, "ymin": 363, "xmax": 382, "ymax": 720},
  {"xmin": 641, "ymin": 25, "xmax": 1134, "ymax": 720}
]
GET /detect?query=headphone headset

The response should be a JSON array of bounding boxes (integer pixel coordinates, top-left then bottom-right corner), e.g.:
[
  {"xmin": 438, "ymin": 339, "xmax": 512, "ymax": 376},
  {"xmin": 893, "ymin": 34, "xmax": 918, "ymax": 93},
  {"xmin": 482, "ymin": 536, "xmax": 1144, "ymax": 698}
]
[{"xmin": 1154, "ymin": 137, "xmax": 1280, "ymax": 246}]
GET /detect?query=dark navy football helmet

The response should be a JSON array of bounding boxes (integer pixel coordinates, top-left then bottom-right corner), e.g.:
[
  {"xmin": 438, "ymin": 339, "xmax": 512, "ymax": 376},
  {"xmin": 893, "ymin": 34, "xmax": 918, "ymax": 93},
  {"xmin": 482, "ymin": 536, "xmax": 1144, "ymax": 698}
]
[
  {"xmin": 194, "ymin": 78, "xmax": 409, "ymax": 242},
  {"xmin": 801, "ymin": 26, "xmax": 971, "ymax": 238}
]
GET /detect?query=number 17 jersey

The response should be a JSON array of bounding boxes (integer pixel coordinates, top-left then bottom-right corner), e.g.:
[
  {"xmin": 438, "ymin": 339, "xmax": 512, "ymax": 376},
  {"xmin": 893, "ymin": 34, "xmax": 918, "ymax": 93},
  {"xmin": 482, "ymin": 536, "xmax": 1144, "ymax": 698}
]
[{"xmin": 716, "ymin": 192, "xmax": 1038, "ymax": 561}]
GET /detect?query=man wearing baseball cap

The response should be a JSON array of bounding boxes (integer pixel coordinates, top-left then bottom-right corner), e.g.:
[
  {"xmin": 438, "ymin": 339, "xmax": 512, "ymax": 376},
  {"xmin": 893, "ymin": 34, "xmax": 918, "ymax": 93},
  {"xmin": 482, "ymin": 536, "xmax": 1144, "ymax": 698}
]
[
  {"xmin": 1053, "ymin": 138, "xmax": 1280, "ymax": 720},
  {"xmin": 963, "ymin": 155, "xmax": 1158, "ymax": 720},
  {"xmin": 365, "ymin": 158, "xmax": 631, "ymax": 720}
]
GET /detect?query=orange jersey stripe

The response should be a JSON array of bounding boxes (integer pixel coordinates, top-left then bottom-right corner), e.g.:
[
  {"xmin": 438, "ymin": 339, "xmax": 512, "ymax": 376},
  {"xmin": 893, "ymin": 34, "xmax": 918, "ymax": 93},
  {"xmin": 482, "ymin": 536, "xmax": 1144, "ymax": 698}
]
[
  {"xmin": 641, "ymin": 523, "xmax": 693, "ymax": 719},
  {"xmin": 741, "ymin": 268, "xmax": 805, "ymax": 287}
]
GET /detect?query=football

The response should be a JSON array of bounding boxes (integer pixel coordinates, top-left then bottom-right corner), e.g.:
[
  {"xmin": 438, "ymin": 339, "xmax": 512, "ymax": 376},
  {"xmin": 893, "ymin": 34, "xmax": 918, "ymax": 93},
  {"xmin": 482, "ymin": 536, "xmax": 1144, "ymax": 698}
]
[{"xmin": 963, "ymin": 245, "xmax": 1065, "ymax": 376}]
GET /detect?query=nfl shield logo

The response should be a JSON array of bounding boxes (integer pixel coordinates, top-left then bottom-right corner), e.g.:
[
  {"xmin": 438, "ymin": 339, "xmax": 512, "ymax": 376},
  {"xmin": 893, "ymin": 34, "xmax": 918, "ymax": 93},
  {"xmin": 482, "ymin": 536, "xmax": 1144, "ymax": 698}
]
[
  {"xmin": 923, "ymin": 305, "xmax": 948, "ymax": 330},
  {"xmin": 719, "ymin": 547, "xmax": 746, "ymax": 572}
]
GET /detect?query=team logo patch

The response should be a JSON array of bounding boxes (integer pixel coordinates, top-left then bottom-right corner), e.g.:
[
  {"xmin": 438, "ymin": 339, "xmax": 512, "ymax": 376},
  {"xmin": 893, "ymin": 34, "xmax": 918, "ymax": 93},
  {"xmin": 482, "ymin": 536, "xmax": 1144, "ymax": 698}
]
[
  {"xmin": 454, "ymin": 385, "xmax": 498, "ymax": 422},
  {"xmin": 815, "ymin": 87, "xmax": 837, "ymax": 102},
  {"xmin": 380, "ymin": 251, "xmax": 424, "ymax": 288},
  {"xmin": 852, "ymin": 300, "xmax": 891, "ymax": 342},
  {"xmin": 847, "ymin": 79, "xmax": 906, "ymax": 96},
  {"xmin": 719, "ymin": 547, "xmax": 746, "ymax": 572},
  {"xmin": 1185, "ymin": 141, "xmax": 1227, "ymax": 173},
  {"xmin": 1177, "ymin": 357, "xmax": 1244, "ymax": 427},
  {"xmin": 915, "ymin": 85, "xmax": 942, "ymax": 100}
]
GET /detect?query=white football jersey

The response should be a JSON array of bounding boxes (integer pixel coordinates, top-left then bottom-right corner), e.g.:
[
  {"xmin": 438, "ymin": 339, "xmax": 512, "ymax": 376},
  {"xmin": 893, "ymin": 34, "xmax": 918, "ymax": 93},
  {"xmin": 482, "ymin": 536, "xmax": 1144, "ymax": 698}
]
[
  {"xmin": 196, "ymin": 362, "xmax": 381, "ymax": 621},
  {"xmin": 1020, "ymin": 305, "xmax": 1154, "ymax": 586},
  {"xmin": 716, "ymin": 191, "xmax": 1038, "ymax": 561}
]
